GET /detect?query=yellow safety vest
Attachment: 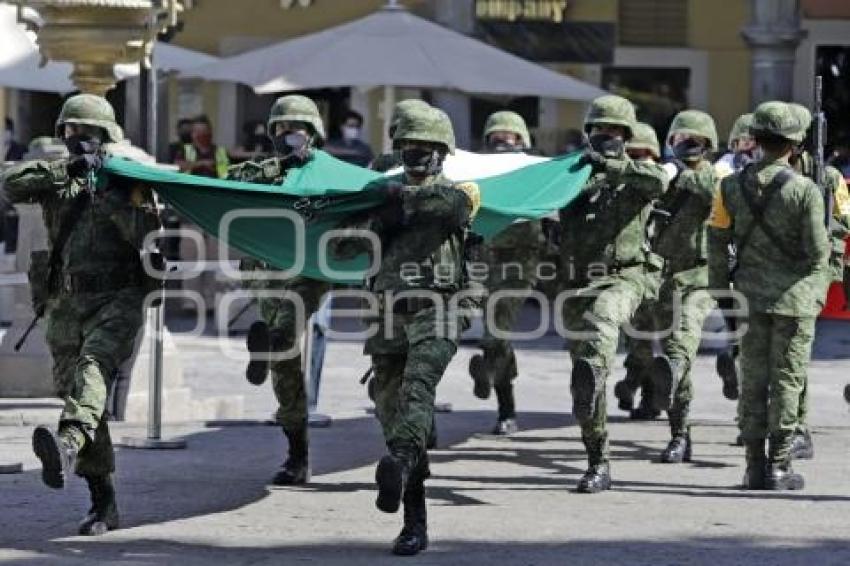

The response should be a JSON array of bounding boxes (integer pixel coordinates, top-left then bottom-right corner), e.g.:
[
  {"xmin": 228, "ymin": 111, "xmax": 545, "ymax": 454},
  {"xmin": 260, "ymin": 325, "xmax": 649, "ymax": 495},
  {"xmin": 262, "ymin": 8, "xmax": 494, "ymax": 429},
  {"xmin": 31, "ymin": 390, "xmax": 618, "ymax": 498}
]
[{"xmin": 183, "ymin": 144, "xmax": 230, "ymax": 179}]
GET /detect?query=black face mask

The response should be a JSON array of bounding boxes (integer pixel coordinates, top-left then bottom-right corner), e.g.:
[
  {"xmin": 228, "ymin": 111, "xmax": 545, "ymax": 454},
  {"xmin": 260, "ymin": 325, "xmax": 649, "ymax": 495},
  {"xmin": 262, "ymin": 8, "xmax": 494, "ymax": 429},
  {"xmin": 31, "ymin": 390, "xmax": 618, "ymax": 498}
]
[
  {"xmin": 401, "ymin": 147, "xmax": 443, "ymax": 176},
  {"xmin": 179, "ymin": 132, "xmax": 192, "ymax": 144},
  {"xmin": 588, "ymin": 133, "xmax": 625, "ymax": 158},
  {"xmin": 273, "ymin": 131, "xmax": 310, "ymax": 157},
  {"xmin": 64, "ymin": 134, "xmax": 101, "ymax": 157},
  {"xmin": 672, "ymin": 138, "xmax": 707, "ymax": 162}
]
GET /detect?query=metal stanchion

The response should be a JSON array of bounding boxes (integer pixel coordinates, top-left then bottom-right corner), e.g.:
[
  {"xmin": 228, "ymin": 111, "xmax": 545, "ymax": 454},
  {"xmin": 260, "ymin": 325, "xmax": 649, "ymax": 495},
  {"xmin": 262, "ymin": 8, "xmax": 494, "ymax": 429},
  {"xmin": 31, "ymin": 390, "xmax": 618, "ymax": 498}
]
[
  {"xmin": 305, "ymin": 297, "xmax": 332, "ymax": 428},
  {"xmin": 1, "ymin": 272, "xmax": 34, "ymax": 472},
  {"xmin": 120, "ymin": 28, "xmax": 185, "ymax": 450}
]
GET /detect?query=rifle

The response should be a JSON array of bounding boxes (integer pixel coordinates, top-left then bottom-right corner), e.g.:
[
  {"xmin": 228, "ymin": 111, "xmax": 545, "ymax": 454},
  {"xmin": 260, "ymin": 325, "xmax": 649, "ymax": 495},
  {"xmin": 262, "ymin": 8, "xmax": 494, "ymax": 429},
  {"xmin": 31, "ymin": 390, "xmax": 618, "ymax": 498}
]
[
  {"xmin": 813, "ymin": 75, "xmax": 832, "ymax": 227},
  {"xmin": 14, "ymin": 305, "xmax": 44, "ymax": 352}
]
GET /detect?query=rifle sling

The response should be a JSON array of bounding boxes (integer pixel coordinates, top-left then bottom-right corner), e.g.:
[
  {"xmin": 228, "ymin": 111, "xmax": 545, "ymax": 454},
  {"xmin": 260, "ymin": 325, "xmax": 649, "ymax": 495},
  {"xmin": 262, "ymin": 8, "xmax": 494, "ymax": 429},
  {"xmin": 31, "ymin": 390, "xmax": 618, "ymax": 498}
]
[{"xmin": 736, "ymin": 167, "xmax": 802, "ymax": 263}]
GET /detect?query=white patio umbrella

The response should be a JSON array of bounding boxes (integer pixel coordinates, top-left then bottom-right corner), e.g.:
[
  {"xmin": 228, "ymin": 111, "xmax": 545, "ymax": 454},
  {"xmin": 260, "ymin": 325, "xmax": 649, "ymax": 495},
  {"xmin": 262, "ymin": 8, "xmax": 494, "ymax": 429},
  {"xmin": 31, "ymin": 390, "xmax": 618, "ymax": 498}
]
[
  {"xmin": 180, "ymin": 2, "xmax": 605, "ymax": 147},
  {"xmin": 0, "ymin": 5, "xmax": 218, "ymax": 93}
]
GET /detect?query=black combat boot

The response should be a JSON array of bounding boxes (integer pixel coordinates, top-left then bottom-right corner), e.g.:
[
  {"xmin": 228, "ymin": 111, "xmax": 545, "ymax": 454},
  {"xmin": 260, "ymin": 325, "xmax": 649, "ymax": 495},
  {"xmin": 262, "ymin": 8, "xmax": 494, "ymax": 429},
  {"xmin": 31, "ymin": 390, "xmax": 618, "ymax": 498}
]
[
  {"xmin": 492, "ymin": 383, "xmax": 518, "ymax": 436},
  {"xmin": 79, "ymin": 475, "xmax": 119, "ymax": 535},
  {"xmin": 32, "ymin": 425, "xmax": 80, "ymax": 489},
  {"xmin": 789, "ymin": 428, "xmax": 814, "ymax": 460},
  {"xmin": 765, "ymin": 435, "xmax": 804, "ymax": 490},
  {"xmin": 246, "ymin": 321, "xmax": 271, "ymax": 386},
  {"xmin": 376, "ymin": 446, "xmax": 417, "ymax": 513},
  {"xmin": 392, "ymin": 456, "xmax": 430, "ymax": 556},
  {"xmin": 571, "ymin": 359, "xmax": 604, "ymax": 422},
  {"xmin": 660, "ymin": 435, "xmax": 692, "ymax": 463},
  {"xmin": 577, "ymin": 463, "xmax": 611, "ymax": 494},
  {"xmin": 716, "ymin": 350, "xmax": 740, "ymax": 400},
  {"xmin": 613, "ymin": 379, "xmax": 636, "ymax": 413},
  {"xmin": 630, "ymin": 377, "xmax": 659, "ymax": 420},
  {"xmin": 468, "ymin": 353, "xmax": 492, "ymax": 400},
  {"xmin": 272, "ymin": 428, "xmax": 310, "ymax": 485},
  {"xmin": 650, "ymin": 355, "xmax": 679, "ymax": 412},
  {"xmin": 742, "ymin": 439, "xmax": 766, "ymax": 489}
]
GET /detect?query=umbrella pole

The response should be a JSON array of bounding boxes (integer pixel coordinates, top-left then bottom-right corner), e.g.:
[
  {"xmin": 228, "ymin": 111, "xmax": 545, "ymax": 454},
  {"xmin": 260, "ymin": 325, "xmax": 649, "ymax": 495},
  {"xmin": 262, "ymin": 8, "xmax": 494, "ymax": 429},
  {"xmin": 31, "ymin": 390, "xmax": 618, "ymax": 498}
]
[{"xmin": 382, "ymin": 84, "xmax": 395, "ymax": 153}]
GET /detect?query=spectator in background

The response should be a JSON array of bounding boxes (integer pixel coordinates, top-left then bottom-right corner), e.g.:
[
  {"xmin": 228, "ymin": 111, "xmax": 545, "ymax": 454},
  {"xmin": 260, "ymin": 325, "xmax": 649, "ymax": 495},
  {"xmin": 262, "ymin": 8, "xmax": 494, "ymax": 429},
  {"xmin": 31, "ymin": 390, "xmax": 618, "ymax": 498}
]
[
  {"xmin": 175, "ymin": 116, "xmax": 230, "ymax": 178},
  {"xmin": 325, "ymin": 109, "xmax": 373, "ymax": 167},
  {"xmin": 168, "ymin": 118, "xmax": 194, "ymax": 164},
  {"xmin": 230, "ymin": 120, "xmax": 274, "ymax": 164},
  {"xmin": 3, "ymin": 118, "xmax": 26, "ymax": 162}
]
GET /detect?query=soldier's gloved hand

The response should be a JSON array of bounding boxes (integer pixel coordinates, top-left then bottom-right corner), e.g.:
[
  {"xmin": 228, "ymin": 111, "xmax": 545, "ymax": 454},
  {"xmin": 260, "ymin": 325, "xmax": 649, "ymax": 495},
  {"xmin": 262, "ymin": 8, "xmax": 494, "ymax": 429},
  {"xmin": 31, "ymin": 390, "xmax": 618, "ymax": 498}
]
[
  {"xmin": 67, "ymin": 153, "xmax": 103, "ymax": 178},
  {"xmin": 373, "ymin": 182, "xmax": 405, "ymax": 229},
  {"xmin": 578, "ymin": 149, "xmax": 607, "ymax": 173}
]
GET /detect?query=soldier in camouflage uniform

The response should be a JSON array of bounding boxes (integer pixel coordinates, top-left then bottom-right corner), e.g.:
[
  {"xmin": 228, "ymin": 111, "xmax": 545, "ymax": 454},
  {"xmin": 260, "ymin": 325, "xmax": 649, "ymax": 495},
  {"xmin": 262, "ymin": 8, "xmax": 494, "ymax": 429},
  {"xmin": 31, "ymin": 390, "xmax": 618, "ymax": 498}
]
[
  {"xmin": 713, "ymin": 112, "xmax": 756, "ymax": 402},
  {"xmin": 708, "ymin": 101, "xmax": 830, "ymax": 490},
  {"xmin": 370, "ymin": 99, "xmax": 432, "ymax": 173},
  {"xmin": 468, "ymin": 110, "xmax": 543, "ymax": 435},
  {"xmin": 3, "ymin": 94, "xmax": 160, "ymax": 535},
  {"xmin": 629, "ymin": 110, "xmax": 721, "ymax": 463},
  {"xmin": 559, "ymin": 95, "xmax": 668, "ymax": 492},
  {"xmin": 785, "ymin": 103, "xmax": 850, "ymax": 460},
  {"xmin": 334, "ymin": 106, "xmax": 480, "ymax": 555},
  {"xmin": 614, "ymin": 121, "xmax": 663, "ymax": 421},
  {"xmin": 228, "ymin": 95, "xmax": 330, "ymax": 486}
]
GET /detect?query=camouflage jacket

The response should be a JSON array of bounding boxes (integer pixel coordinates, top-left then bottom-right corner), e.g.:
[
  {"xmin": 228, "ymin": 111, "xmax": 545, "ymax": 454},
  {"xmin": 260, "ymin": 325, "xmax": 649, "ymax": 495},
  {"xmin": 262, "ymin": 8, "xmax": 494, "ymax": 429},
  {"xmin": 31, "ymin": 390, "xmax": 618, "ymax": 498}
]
[
  {"xmin": 708, "ymin": 157, "xmax": 830, "ymax": 316},
  {"xmin": 559, "ymin": 154, "xmax": 668, "ymax": 286},
  {"xmin": 3, "ymin": 158, "xmax": 159, "ymax": 282},
  {"xmin": 652, "ymin": 159, "xmax": 718, "ymax": 285},
  {"xmin": 336, "ymin": 172, "xmax": 480, "ymax": 294},
  {"xmin": 821, "ymin": 166, "xmax": 850, "ymax": 281}
]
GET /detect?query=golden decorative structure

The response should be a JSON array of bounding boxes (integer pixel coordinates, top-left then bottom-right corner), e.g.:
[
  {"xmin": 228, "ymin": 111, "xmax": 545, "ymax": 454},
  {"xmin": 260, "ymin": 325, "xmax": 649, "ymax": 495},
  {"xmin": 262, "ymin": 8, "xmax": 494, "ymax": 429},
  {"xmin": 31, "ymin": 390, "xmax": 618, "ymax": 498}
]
[{"xmin": 6, "ymin": 0, "xmax": 182, "ymax": 95}]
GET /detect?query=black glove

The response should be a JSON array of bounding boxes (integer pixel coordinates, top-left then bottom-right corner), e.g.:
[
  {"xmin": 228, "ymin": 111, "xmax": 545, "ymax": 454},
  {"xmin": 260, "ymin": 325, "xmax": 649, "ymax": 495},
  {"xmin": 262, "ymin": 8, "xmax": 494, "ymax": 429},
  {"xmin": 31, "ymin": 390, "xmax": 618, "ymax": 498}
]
[
  {"xmin": 67, "ymin": 153, "xmax": 102, "ymax": 178},
  {"xmin": 373, "ymin": 182, "xmax": 404, "ymax": 229},
  {"xmin": 577, "ymin": 149, "xmax": 607, "ymax": 173}
]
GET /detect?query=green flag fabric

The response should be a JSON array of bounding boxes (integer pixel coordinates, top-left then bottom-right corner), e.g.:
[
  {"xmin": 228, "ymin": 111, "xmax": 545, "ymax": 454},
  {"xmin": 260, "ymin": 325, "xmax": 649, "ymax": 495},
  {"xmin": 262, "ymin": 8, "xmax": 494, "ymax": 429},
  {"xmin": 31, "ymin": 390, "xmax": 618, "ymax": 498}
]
[{"xmin": 102, "ymin": 150, "xmax": 589, "ymax": 284}]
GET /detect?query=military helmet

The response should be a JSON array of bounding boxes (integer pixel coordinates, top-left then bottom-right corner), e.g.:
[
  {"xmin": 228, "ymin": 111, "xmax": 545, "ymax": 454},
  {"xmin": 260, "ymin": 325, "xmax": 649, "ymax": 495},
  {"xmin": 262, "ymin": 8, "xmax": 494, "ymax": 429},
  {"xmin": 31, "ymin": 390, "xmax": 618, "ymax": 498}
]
[
  {"xmin": 667, "ymin": 109, "xmax": 718, "ymax": 150},
  {"xmin": 750, "ymin": 101, "xmax": 807, "ymax": 143},
  {"xmin": 727, "ymin": 113, "xmax": 754, "ymax": 150},
  {"xmin": 268, "ymin": 95, "xmax": 326, "ymax": 142},
  {"xmin": 483, "ymin": 110, "xmax": 531, "ymax": 148},
  {"xmin": 55, "ymin": 94, "xmax": 123, "ymax": 143},
  {"xmin": 393, "ymin": 105, "xmax": 456, "ymax": 154},
  {"xmin": 788, "ymin": 103, "xmax": 813, "ymax": 136},
  {"xmin": 583, "ymin": 94, "xmax": 637, "ymax": 139},
  {"xmin": 625, "ymin": 122, "xmax": 660, "ymax": 158},
  {"xmin": 389, "ymin": 99, "xmax": 431, "ymax": 136}
]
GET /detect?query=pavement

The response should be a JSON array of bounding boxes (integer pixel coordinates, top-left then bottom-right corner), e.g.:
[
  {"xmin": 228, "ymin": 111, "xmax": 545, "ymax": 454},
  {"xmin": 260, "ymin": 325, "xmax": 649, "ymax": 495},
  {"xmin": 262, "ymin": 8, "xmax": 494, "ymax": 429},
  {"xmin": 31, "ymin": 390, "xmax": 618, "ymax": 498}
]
[{"xmin": 1, "ymin": 316, "xmax": 849, "ymax": 566}]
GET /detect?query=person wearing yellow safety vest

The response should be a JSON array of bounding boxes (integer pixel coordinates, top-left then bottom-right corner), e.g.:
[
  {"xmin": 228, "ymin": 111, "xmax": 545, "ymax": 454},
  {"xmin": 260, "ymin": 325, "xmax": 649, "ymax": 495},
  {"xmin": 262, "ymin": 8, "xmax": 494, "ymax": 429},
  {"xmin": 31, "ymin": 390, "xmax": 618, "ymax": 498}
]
[{"xmin": 176, "ymin": 117, "xmax": 230, "ymax": 178}]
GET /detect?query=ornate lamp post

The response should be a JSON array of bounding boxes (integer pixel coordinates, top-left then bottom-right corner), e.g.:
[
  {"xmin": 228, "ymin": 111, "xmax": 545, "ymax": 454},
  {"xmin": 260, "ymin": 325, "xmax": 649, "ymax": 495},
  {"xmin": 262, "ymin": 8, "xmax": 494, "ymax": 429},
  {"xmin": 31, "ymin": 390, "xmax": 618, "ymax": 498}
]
[{"xmin": 6, "ymin": 0, "xmax": 182, "ymax": 96}]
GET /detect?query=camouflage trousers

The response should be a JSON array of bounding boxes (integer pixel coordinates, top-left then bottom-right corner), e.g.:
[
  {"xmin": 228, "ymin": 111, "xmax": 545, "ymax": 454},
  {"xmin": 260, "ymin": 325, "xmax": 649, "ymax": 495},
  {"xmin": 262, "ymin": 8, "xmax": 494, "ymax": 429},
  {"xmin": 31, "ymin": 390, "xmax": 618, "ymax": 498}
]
[
  {"xmin": 367, "ymin": 299, "xmax": 468, "ymax": 453},
  {"xmin": 561, "ymin": 268, "xmax": 659, "ymax": 465},
  {"xmin": 626, "ymin": 280, "xmax": 715, "ymax": 436},
  {"xmin": 45, "ymin": 287, "xmax": 145, "ymax": 477},
  {"xmin": 255, "ymin": 276, "xmax": 331, "ymax": 433},
  {"xmin": 480, "ymin": 261, "xmax": 538, "ymax": 420},
  {"xmin": 738, "ymin": 312, "xmax": 816, "ymax": 462}
]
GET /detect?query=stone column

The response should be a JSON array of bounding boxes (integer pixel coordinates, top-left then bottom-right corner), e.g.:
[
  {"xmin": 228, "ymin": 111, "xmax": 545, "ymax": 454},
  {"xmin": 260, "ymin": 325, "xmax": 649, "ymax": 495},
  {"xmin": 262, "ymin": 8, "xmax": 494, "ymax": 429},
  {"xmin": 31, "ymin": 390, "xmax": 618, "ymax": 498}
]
[
  {"xmin": 741, "ymin": 0, "xmax": 807, "ymax": 106},
  {"xmin": 431, "ymin": 0, "xmax": 475, "ymax": 150}
]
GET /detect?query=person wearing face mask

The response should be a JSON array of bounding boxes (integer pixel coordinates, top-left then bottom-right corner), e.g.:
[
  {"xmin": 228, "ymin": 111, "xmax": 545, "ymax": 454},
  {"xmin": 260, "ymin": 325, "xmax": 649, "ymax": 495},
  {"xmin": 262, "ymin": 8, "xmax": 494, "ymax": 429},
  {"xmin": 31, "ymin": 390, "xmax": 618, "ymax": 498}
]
[
  {"xmin": 333, "ymin": 106, "xmax": 480, "ymax": 556},
  {"xmin": 708, "ymin": 101, "xmax": 830, "ymax": 491},
  {"xmin": 167, "ymin": 118, "xmax": 194, "ymax": 164},
  {"xmin": 176, "ymin": 117, "xmax": 230, "ymax": 178},
  {"xmin": 2, "ymin": 94, "xmax": 160, "ymax": 535},
  {"xmin": 559, "ymin": 95, "xmax": 668, "ymax": 493},
  {"xmin": 783, "ymin": 103, "xmax": 850, "ymax": 461},
  {"xmin": 370, "ymin": 99, "xmax": 432, "ymax": 172},
  {"xmin": 3, "ymin": 118, "xmax": 26, "ymax": 162},
  {"xmin": 614, "ymin": 122, "xmax": 663, "ymax": 422},
  {"xmin": 467, "ymin": 110, "xmax": 543, "ymax": 436},
  {"xmin": 226, "ymin": 94, "xmax": 331, "ymax": 487},
  {"xmin": 622, "ymin": 110, "xmax": 721, "ymax": 464},
  {"xmin": 326, "ymin": 109, "xmax": 374, "ymax": 167},
  {"xmin": 716, "ymin": 113, "xmax": 757, "ymax": 178}
]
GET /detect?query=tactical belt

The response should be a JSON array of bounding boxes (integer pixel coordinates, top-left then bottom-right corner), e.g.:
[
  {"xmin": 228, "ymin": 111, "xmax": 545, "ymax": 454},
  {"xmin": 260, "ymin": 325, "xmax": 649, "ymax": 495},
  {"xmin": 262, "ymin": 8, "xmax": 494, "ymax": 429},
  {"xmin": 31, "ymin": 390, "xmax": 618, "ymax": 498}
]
[{"xmin": 61, "ymin": 271, "xmax": 143, "ymax": 294}]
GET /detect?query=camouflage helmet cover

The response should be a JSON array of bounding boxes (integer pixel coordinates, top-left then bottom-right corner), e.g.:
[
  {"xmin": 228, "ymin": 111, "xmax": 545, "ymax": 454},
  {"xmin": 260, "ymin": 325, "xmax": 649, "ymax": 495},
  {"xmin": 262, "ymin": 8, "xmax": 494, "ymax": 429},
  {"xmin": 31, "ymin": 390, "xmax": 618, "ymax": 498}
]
[
  {"xmin": 667, "ymin": 109, "xmax": 718, "ymax": 150},
  {"xmin": 55, "ymin": 94, "xmax": 123, "ymax": 143},
  {"xmin": 788, "ymin": 103, "xmax": 813, "ymax": 136},
  {"xmin": 483, "ymin": 110, "xmax": 531, "ymax": 148},
  {"xmin": 393, "ymin": 105, "xmax": 456, "ymax": 154},
  {"xmin": 268, "ymin": 94, "xmax": 326, "ymax": 142},
  {"xmin": 389, "ymin": 99, "xmax": 431, "ymax": 135},
  {"xmin": 583, "ymin": 94, "xmax": 637, "ymax": 139},
  {"xmin": 727, "ymin": 113, "xmax": 754, "ymax": 150},
  {"xmin": 626, "ymin": 122, "xmax": 660, "ymax": 158},
  {"xmin": 750, "ymin": 101, "xmax": 808, "ymax": 143}
]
